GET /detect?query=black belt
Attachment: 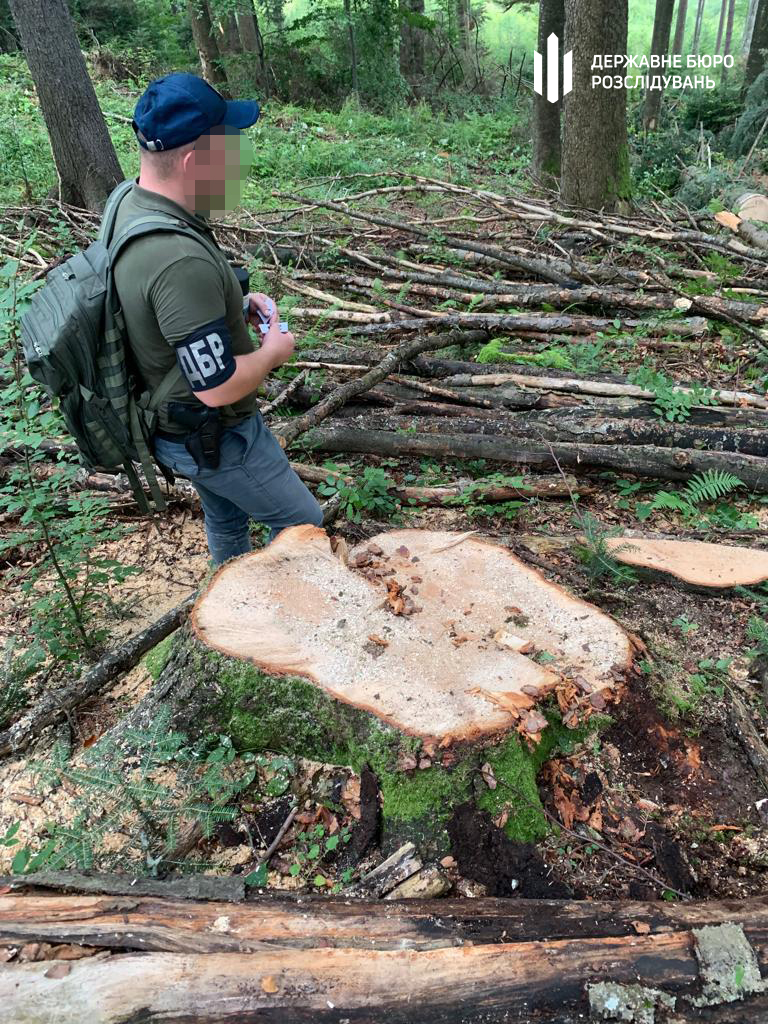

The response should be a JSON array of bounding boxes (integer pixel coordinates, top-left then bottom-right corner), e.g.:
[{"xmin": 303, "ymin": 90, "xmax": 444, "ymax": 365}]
[{"xmin": 154, "ymin": 428, "xmax": 188, "ymax": 442}]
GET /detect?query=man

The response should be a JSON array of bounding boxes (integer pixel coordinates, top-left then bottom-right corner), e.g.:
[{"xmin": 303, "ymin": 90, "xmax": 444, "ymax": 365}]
[{"xmin": 107, "ymin": 72, "xmax": 324, "ymax": 565}]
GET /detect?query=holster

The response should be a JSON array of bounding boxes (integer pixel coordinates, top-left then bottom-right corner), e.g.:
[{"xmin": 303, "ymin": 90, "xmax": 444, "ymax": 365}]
[{"xmin": 166, "ymin": 400, "xmax": 223, "ymax": 470}]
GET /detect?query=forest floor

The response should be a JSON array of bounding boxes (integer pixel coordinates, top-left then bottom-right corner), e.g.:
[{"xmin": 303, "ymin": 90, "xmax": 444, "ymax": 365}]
[{"xmin": 3, "ymin": 80, "xmax": 768, "ymax": 906}]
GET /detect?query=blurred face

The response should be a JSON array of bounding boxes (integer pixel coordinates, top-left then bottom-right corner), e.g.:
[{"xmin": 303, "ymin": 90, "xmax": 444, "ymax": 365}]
[{"xmin": 182, "ymin": 125, "xmax": 254, "ymax": 216}]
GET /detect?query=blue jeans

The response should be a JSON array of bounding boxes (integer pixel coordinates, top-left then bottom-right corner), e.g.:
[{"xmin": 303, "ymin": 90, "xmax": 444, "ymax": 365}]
[{"xmin": 153, "ymin": 410, "xmax": 325, "ymax": 565}]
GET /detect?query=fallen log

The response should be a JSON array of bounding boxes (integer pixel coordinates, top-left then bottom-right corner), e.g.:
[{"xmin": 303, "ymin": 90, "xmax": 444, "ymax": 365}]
[
  {"xmin": 292, "ymin": 307, "xmax": 719, "ymax": 339},
  {"xmin": 340, "ymin": 407, "xmax": 768, "ymax": 458},
  {"xmin": 290, "ymin": 269, "xmax": 768, "ymax": 324},
  {"xmin": 3, "ymin": 890, "xmax": 768, "ymax": 1022},
  {"xmin": 0, "ymin": 594, "xmax": 196, "ymax": 758},
  {"xmin": 293, "ymin": 463, "xmax": 586, "ymax": 500},
  {"xmin": 303, "ymin": 424, "xmax": 768, "ymax": 491}
]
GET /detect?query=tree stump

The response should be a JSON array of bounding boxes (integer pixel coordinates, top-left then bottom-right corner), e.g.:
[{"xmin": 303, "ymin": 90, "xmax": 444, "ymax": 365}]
[{"xmin": 143, "ymin": 526, "xmax": 634, "ymax": 856}]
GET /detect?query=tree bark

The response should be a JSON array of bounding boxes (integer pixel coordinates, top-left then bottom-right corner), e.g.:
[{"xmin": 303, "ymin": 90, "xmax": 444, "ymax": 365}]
[
  {"xmin": 561, "ymin": 0, "xmax": 631, "ymax": 211},
  {"xmin": 236, "ymin": 0, "xmax": 267, "ymax": 86},
  {"xmin": 721, "ymin": 0, "xmax": 736, "ymax": 80},
  {"xmin": 344, "ymin": 0, "xmax": 360, "ymax": 96},
  {"xmin": 746, "ymin": 0, "xmax": 768, "ymax": 88},
  {"xmin": 643, "ymin": 0, "xmax": 676, "ymax": 131},
  {"xmin": 6, "ymin": 0, "xmax": 123, "ymax": 210},
  {"xmin": 715, "ymin": 0, "xmax": 727, "ymax": 52},
  {"xmin": 342, "ymin": 405, "xmax": 768, "ymax": 458},
  {"xmin": 187, "ymin": 0, "xmax": 229, "ymax": 90},
  {"xmin": 744, "ymin": 0, "xmax": 760, "ymax": 53},
  {"xmin": 672, "ymin": 0, "xmax": 690, "ymax": 53},
  {"xmin": 693, "ymin": 0, "xmax": 707, "ymax": 53},
  {"xmin": 531, "ymin": 0, "xmax": 565, "ymax": 185},
  {"xmin": 220, "ymin": 12, "xmax": 243, "ymax": 54},
  {"xmin": 400, "ymin": 0, "xmax": 426, "ymax": 84},
  {"xmin": 3, "ymin": 893, "xmax": 768, "ymax": 1023},
  {"xmin": 303, "ymin": 424, "xmax": 768, "ymax": 491}
]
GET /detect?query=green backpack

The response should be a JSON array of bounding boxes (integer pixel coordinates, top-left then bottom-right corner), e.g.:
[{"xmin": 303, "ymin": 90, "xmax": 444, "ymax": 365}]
[{"xmin": 20, "ymin": 178, "xmax": 223, "ymax": 513}]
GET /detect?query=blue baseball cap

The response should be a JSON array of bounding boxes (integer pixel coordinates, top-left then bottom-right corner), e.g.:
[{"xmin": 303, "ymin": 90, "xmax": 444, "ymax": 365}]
[{"xmin": 132, "ymin": 72, "xmax": 260, "ymax": 151}]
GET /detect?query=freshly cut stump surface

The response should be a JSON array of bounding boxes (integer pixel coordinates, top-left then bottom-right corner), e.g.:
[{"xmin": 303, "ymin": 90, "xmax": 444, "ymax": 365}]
[
  {"xmin": 605, "ymin": 536, "xmax": 768, "ymax": 589},
  {"xmin": 191, "ymin": 525, "xmax": 632, "ymax": 745}
]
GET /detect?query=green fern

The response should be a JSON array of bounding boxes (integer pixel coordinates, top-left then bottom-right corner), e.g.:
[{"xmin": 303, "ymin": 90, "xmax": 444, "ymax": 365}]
[
  {"xmin": 639, "ymin": 471, "xmax": 749, "ymax": 525},
  {"xmin": 683, "ymin": 470, "xmax": 745, "ymax": 505}
]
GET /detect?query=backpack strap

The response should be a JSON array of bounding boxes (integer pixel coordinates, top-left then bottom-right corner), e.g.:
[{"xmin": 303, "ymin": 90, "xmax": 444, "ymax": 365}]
[
  {"xmin": 108, "ymin": 214, "xmax": 225, "ymax": 267},
  {"xmin": 97, "ymin": 179, "xmax": 136, "ymax": 246}
]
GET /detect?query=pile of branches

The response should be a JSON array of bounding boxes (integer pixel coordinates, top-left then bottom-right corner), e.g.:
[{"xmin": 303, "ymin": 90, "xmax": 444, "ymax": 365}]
[{"xmin": 5, "ymin": 172, "xmax": 768, "ymax": 493}]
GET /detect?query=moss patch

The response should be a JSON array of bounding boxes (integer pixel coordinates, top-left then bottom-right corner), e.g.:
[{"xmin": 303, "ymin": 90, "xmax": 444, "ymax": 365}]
[
  {"xmin": 184, "ymin": 644, "xmax": 599, "ymax": 855},
  {"xmin": 142, "ymin": 633, "xmax": 176, "ymax": 681}
]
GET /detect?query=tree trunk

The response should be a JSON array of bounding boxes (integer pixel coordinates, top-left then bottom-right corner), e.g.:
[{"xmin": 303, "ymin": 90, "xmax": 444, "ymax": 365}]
[
  {"xmin": 73, "ymin": 544, "xmax": 632, "ymax": 860},
  {"xmin": 715, "ymin": 0, "xmax": 727, "ymax": 52},
  {"xmin": 721, "ymin": 0, "xmax": 736, "ymax": 79},
  {"xmin": 693, "ymin": 0, "xmax": 707, "ymax": 52},
  {"xmin": 561, "ymin": 0, "xmax": 631, "ymax": 212},
  {"xmin": 220, "ymin": 12, "xmax": 243, "ymax": 54},
  {"xmin": 304, "ymin": 423, "xmax": 768, "ymax": 491},
  {"xmin": 236, "ymin": 0, "xmax": 267, "ymax": 86},
  {"xmin": 643, "ymin": 0, "xmax": 675, "ymax": 132},
  {"xmin": 187, "ymin": 0, "xmax": 229, "ymax": 90},
  {"xmin": 341, "ymin": 405, "xmax": 768, "ymax": 458},
  {"xmin": 399, "ymin": 0, "xmax": 426, "ymax": 84},
  {"xmin": 456, "ymin": 0, "xmax": 471, "ymax": 47},
  {"xmin": 6, "ymin": 0, "xmax": 123, "ymax": 210},
  {"xmin": 344, "ymin": 0, "xmax": 360, "ymax": 96},
  {"xmin": 744, "ymin": 0, "xmax": 760, "ymax": 53},
  {"xmin": 531, "ymin": 0, "xmax": 565, "ymax": 185},
  {"xmin": 746, "ymin": 0, "xmax": 768, "ymax": 88},
  {"xmin": 672, "ymin": 0, "xmax": 689, "ymax": 53}
]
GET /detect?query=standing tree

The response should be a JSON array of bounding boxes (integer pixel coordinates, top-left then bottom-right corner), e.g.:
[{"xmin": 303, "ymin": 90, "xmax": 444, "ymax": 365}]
[
  {"xmin": 561, "ymin": 0, "xmax": 631, "ymax": 211},
  {"xmin": 400, "ymin": 0, "xmax": 427, "ymax": 85},
  {"xmin": 744, "ymin": 0, "xmax": 760, "ymax": 54},
  {"xmin": 715, "ymin": 0, "xmax": 727, "ymax": 52},
  {"xmin": 721, "ymin": 0, "xmax": 736, "ymax": 80},
  {"xmin": 692, "ymin": 0, "xmax": 707, "ymax": 53},
  {"xmin": 236, "ymin": 0, "xmax": 267, "ymax": 90},
  {"xmin": 531, "ymin": 0, "xmax": 565, "ymax": 185},
  {"xmin": 219, "ymin": 12, "xmax": 243, "ymax": 54},
  {"xmin": 643, "ymin": 0, "xmax": 675, "ymax": 131},
  {"xmin": 672, "ymin": 0, "xmax": 689, "ymax": 54},
  {"xmin": 187, "ymin": 0, "xmax": 229, "ymax": 90},
  {"xmin": 746, "ymin": 0, "xmax": 768, "ymax": 88},
  {"xmin": 7, "ymin": 0, "xmax": 123, "ymax": 210}
]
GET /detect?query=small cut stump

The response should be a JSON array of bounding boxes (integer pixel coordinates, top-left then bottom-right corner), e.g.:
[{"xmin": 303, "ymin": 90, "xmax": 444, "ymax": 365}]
[{"xmin": 171, "ymin": 525, "xmax": 634, "ymax": 854}]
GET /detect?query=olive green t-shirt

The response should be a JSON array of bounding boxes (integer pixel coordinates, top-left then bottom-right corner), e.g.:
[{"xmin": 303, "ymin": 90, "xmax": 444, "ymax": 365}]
[{"xmin": 110, "ymin": 179, "xmax": 258, "ymax": 434}]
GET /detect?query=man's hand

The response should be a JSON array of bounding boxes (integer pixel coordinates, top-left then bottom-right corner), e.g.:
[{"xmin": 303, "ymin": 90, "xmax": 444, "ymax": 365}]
[{"xmin": 245, "ymin": 291, "xmax": 295, "ymax": 368}]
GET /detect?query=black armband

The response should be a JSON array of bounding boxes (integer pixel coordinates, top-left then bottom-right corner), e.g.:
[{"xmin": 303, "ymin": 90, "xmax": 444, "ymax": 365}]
[{"xmin": 174, "ymin": 316, "xmax": 236, "ymax": 391}]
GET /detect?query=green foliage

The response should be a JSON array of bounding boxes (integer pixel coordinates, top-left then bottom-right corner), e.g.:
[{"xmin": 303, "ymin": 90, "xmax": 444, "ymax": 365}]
[
  {"xmin": 0, "ymin": 257, "xmax": 141, "ymax": 686},
  {"xmin": 316, "ymin": 462, "xmax": 402, "ymax": 523},
  {"xmin": 475, "ymin": 337, "xmax": 612, "ymax": 374},
  {"xmin": 19, "ymin": 707, "xmax": 261, "ymax": 875},
  {"xmin": 729, "ymin": 70, "xmax": 768, "ymax": 158},
  {"xmin": 289, "ymin": 821, "xmax": 353, "ymax": 891},
  {"xmin": 443, "ymin": 471, "xmax": 533, "ymax": 522},
  {"xmin": 572, "ymin": 512, "xmax": 638, "ymax": 588},
  {"xmin": 675, "ymin": 167, "xmax": 735, "ymax": 213},
  {"xmin": 637, "ymin": 471, "xmax": 756, "ymax": 530},
  {"xmin": 629, "ymin": 366, "xmax": 719, "ymax": 422}
]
